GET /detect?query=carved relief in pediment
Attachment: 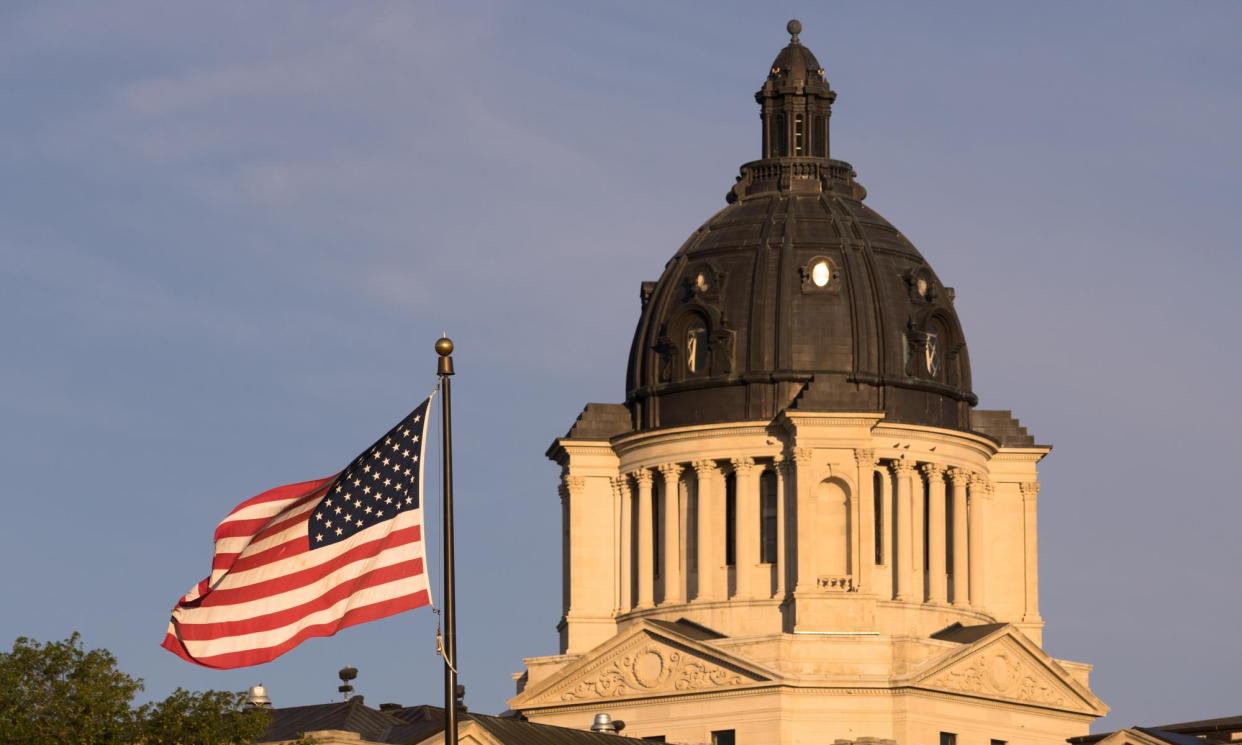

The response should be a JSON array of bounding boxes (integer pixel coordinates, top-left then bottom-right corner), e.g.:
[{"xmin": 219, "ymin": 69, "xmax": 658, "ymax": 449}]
[
  {"xmin": 925, "ymin": 640, "xmax": 1068, "ymax": 708},
  {"xmin": 532, "ymin": 634, "xmax": 764, "ymax": 704}
]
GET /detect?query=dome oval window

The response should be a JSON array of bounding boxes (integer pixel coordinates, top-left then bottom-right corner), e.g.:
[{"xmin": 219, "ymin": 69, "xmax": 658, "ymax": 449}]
[
  {"xmin": 916, "ymin": 276, "xmax": 929, "ymax": 298},
  {"xmin": 811, "ymin": 259, "xmax": 831, "ymax": 287}
]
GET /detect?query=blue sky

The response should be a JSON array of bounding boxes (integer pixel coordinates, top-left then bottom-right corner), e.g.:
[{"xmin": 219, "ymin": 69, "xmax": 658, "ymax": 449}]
[{"xmin": 1, "ymin": 1, "xmax": 1239, "ymax": 731}]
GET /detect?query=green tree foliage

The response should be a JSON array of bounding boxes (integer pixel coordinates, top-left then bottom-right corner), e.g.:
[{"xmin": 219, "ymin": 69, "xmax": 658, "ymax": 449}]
[
  {"xmin": 139, "ymin": 688, "xmax": 268, "ymax": 745},
  {"xmin": 0, "ymin": 633, "xmax": 281, "ymax": 745},
  {"xmin": 0, "ymin": 633, "xmax": 141, "ymax": 744}
]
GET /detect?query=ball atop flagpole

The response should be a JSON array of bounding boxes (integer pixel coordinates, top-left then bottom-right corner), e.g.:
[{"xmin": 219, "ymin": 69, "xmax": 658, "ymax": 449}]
[{"xmin": 436, "ymin": 337, "xmax": 454, "ymax": 376}]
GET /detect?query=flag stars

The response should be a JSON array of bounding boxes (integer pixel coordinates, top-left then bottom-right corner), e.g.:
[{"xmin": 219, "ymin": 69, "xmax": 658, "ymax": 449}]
[
  {"xmin": 354, "ymin": 499, "xmax": 362, "ymax": 508},
  {"xmin": 316, "ymin": 534, "xmax": 324, "ymax": 542},
  {"xmin": 335, "ymin": 527, "xmax": 343, "ymax": 536}
]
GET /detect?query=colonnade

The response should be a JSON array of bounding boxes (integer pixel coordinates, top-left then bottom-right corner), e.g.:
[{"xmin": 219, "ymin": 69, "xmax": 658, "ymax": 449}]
[{"xmin": 610, "ymin": 452, "xmax": 997, "ymax": 613}]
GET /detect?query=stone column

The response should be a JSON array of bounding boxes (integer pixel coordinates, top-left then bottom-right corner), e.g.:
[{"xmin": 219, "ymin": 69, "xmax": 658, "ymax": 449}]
[
  {"xmin": 774, "ymin": 456, "xmax": 788, "ymax": 598},
  {"xmin": 615, "ymin": 477, "xmax": 633, "ymax": 612},
  {"xmin": 692, "ymin": 459, "xmax": 720, "ymax": 602},
  {"xmin": 793, "ymin": 447, "xmax": 815, "ymax": 594},
  {"xmin": 658, "ymin": 463, "xmax": 684, "ymax": 604},
  {"xmin": 891, "ymin": 458, "xmax": 915, "ymax": 602},
  {"xmin": 947, "ymin": 468, "xmax": 970, "ymax": 608},
  {"xmin": 968, "ymin": 474, "xmax": 989, "ymax": 611},
  {"xmin": 634, "ymin": 470, "xmax": 654, "ymax": 609},
  {"xmin": 731, "ymin": 456, "xmax": 757, "ymax": 598},
  {"xmin": 854, "ymin": 449, "xmax": 876, "ymax": 594},
  {"xmin": 922, "ymin": 463, "xmax": 947, "ymax": 604},
  {"xmin": 1021, "ymin": 481, "xmax": 1042, "ymax": 623}
]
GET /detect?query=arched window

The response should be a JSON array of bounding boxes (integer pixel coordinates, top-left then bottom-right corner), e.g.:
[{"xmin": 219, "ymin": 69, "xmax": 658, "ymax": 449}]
[
  {"xmin": 772, "ymin": 114, "xmax": 787, "ymax": 157},
  {"xmin": 685, "ymin": 316, "xmax": 709, "ymax": 377},
  {"xmin": 873, "ymin": 470, "xmax": 884, "ymax": 565},
  {"xmin": 760, "ymin": 470, "xmax": 777, "ymax": 564},
  {"xmin": 725, "ymin": 472, "xmax": 737, "ymax": 566},
  {"xmin": 924, "ymin": 319, "xmax": 946, "ymax": 381},
  {"xmin": 813, "ymin": 115, "xmax": 827, "ymax": 157}
]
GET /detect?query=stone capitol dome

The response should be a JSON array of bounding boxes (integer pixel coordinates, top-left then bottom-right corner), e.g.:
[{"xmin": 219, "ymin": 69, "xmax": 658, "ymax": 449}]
[
  {"xmin": 511, "ymin": 21, "xmax": 1106, "ymax": 745},
  {"xmin": 628, "ymin": 19, "xmax": 974, "ymax": 433}
]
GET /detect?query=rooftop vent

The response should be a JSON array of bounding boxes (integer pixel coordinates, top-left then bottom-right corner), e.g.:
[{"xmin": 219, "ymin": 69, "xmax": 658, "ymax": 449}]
[
  {"xmin": 245, "ymin": 684, "xmax": 271, "ymax": 709},
  {"xmin": 591, "ymin": 713, "xmax": 625, "ymax": 733}
]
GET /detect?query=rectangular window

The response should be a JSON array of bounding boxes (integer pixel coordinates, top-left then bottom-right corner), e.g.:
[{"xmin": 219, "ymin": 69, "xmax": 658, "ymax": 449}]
[
  {"xmin": 991, "ymin": 740, "xmax": 1007, "ymax": 745},
  {"xmin": 643, "ymin": 737, "xmax": 666, "ymax": 743},
  {"xmin": 793, "ymin": 114, "xmax": 804, "ymax": 155},
  {"xmin": 725, "ymin": 472, "xmax": 737, "ymax": 566},
  {"xmin": 712, "ymin": 730, "xmax": 736, "ymax": 745},
  {"xmin": 652, "ymin": 482, "xmax": 661, "ymax": 578},
  {"xmin": 759, "ymin": 470, "xmax": 777, "ymax": 564},
  {"xmin": 940, "ymin": 733, "xmax": 957, "ymax": 745},
  {"xmin": 923, "ymin": 477, "xmax": 931, "ymax": 570},
  {"xmin": 873, "ymin": 471, "xmax": 884, "ymax": 565}
]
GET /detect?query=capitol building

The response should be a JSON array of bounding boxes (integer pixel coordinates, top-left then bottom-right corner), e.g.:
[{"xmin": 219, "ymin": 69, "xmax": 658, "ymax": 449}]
[{"xmin": 504, "ymin": 19, "xmax": 1109, "ymax": 745}]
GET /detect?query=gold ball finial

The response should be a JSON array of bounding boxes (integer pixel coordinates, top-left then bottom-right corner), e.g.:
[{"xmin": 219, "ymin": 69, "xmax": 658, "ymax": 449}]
[
  {"xmin": 435, "ymin": 336, "xmax": 454, "ymax": 356},
  {"xmin": 787, "ymin": 19, "xmax": 802, "ymax": 41}
]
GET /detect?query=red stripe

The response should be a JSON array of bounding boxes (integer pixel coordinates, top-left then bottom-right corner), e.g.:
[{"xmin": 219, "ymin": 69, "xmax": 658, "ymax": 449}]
[
  {"xmin": 218, "ymin": 477, "xmax": 333, "ymax": 525},
  {"xmin": 246, "ymin": 508, "xmax": 313, "ymax": 547},
  {"xmin": 162, "ymin": 590, "xmax": 430, "ymax": 669},
  {"xmin": 175, "ymin": 559, "xmax": 424, "ymax": 640},
  {"xmin": 221, "ymin": 534, "xmax": 308, "ymax": 573},
  {"xmin": 199, "ymin": 526, "xmax": 422, "ymax": 607}
]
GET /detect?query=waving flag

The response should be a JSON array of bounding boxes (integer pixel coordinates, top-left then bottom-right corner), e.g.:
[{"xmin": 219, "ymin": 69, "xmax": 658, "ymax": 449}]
[{"xmin": 162, "ymin": 397, "xmax": 433, "ymax": 669}]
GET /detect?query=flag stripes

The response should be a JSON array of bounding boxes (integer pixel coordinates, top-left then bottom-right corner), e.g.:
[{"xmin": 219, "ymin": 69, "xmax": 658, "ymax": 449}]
[{"xmin": 162, "ymin": 398, "xmax": 433, "ymax": 669}]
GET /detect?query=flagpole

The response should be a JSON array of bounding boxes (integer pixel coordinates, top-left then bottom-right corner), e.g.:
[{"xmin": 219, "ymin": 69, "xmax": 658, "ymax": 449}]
[{"xmin": 435, "ymin": 336, "xmax": 458, "ymax": 745}]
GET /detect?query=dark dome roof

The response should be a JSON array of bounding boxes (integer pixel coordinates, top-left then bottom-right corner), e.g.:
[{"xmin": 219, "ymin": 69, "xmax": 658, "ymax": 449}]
[{"xmin": 624, "ymin": 22, "xmax": 975, "ymax": 432}]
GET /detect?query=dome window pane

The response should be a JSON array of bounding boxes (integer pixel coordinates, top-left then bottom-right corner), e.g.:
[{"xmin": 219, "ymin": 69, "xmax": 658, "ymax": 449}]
[
  {"xmin": 811, "ymin": 260, "xmax": 831, "ymax": 287},
  {"xmin": 686, "ymin": 319, "xmax": 709, "ymax": 376}
]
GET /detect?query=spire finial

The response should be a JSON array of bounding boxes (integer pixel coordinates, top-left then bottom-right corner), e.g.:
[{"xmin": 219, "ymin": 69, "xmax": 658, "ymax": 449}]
[{"xmin": 787, "ymin": 19, "xmax": 802, "ymax": 43}]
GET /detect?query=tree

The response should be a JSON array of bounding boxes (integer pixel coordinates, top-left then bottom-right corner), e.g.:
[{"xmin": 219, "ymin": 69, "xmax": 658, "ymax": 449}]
[
  {"xmin": 139, "ymin": 688, "xmax": 268, "ymax": 745},
  {"xmin": 0, "ymin": 633, "xmax": 141, "ymax": 744},
  {"xmin": 0, "ymin": 633, "xmax": 279, "ymax": 745}
]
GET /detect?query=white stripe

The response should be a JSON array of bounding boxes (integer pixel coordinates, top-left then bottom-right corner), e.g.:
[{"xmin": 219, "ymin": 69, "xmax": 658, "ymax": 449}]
[
  {"xmin": 177, "ymin": 574, "xmax": 429, "ymax": 657},
  {"xmin": 180, "ymin": 539, "xmax": 424, "ymax": 624},
  {"xmin": 212, "ymin": 497, "xmax": 322, "ymax": 557},
  {"xmin": 219, "ymin": 508, "xmax": 424, "ymax": 591},
  {"xmin": 220, "ymin": 496, "xmax": 305, "ymax": 525}
]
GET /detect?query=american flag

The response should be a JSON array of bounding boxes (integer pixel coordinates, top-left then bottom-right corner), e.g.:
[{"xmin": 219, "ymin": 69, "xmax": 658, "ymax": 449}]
[{"xmin": 162, "ymin": 397, "xmax": 433, "ymax": 669}]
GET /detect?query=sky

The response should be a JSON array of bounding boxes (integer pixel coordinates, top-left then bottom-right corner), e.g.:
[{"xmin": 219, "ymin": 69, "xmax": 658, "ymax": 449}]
[{"xmin": 1, "ymin": 0, "xmax": 1240, "ymax": 733}]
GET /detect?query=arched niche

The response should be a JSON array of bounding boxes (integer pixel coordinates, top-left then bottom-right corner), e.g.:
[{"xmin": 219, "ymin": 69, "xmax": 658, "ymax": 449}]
[{"xmin": 813, "ymin": 476, "xmax": 851, "ymax": 577}]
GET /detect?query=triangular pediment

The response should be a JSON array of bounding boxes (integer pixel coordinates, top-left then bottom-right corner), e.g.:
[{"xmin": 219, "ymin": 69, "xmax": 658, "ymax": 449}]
[
  {"xmin": 511, "ymin": 620, "xmax": 775, "ymax": 709},
  {"xmin": 910, "ymin": 625, "xmax": 1107, "ymax": 716}
]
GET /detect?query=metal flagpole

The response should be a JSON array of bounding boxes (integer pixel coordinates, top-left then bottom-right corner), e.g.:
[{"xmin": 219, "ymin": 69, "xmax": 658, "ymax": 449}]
[{"xmin": 435, "ymin": 336, "xmax": 458, "ymax": 745}]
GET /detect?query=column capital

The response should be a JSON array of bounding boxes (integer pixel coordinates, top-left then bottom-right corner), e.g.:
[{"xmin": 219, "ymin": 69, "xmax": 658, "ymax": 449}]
[
  {"xmin": 791, "ymin": 447, "xmax": 814, "ymax": 465},
  {"xmin": 610, "ymin": 476, "xmax": 629, "ymax": 496},
  {"xmin": 631, "ymin": 469, "xmax": 653, "ymax": 488},
  {"xmin": 853, "ymin": 448, "xmax": 877, "ymax": 467},
  {"xmin": 691, "ymin": 459, "xmax": 719, "ymax": 477},
  {"xmin": 657, "ymin": 462, "xmax": 683, "ymax": 481},
  {"xmin": 564, "ymin": 475, "xmax": 588, "ymax": 496},
  {"xmin": 729, "ymin": 456, "xmax": 756, "ymax": 475},
  {"xmin": 890, "ymin": 457, "xmax": 914, "ymax": 477},
  {"xmin": 919, "ymin": 462, "xmax": 946, "ymax": 482},
  {"xmin": 1020, "ymin": 481, "xmax": 1041, "ymax": 500},
  {"xmin": 946, "ymin": 466, "xmax": 971, "ymax": 485},
  {"xmin": 971, "ymin": 473, "xmax": 993, "ymax": 495}
]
